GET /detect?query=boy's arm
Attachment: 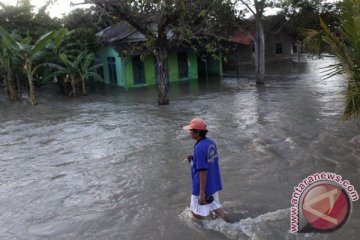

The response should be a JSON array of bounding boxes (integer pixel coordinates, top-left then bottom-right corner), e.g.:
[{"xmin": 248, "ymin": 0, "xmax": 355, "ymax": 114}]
[{"xmin": 199, "ymin": 170, "xmax": 207, "ymax": 205}]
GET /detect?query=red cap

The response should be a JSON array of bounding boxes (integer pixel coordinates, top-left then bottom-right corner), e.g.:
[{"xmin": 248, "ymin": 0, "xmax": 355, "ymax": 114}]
[{"xmin": 183, "ymin": 118, "xmax": 207, "ymax": 131}]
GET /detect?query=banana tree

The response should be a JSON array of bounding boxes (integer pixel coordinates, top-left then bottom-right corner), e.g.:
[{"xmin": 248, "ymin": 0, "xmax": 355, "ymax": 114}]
[
  {"xmin": 0, "ymin": 34, "xmax": 19, "ymax": 100},
  {"xmin": 306, "ymin": 0, "xmax": 360, "ymax": 120},
  {"xmin": 42, "ymin": 51, "xmax": 103, "ymax": 96},
  {"xmin": 0, "ymin": 25, "xmax": 55, "ymax": 105},
  {"xmin": 78, "ymin": 52, "xmax": 103, "ymax": 95}
]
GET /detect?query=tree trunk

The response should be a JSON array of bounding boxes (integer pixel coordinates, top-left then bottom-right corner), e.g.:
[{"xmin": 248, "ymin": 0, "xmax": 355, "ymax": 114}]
[
  {"xmin": 297, "ymin": 40, "xmax": 301, "ymax": 63},
  {"xmin": 81, "ymin": 76, "xmax": 86, "ymax": 96},
  {"xmin": 255, "ymin": 16, "xmax": 265, "ymax": 84},
  {"xmin": 157, "ymin": 50, "xmax": 169, "ymax": 105},
  {"xmin": 25, "ymin": 60, "xmax": 37, "ymax": 105},
  {"xmin": 27, "ymin": 74, "xmax": 37, "ymax": 105},
  {"xmin": 5, "ymin": 68, "xmax": 18, "ymax": 100},
  {"xmin": 16, "ymin": 75, "xmax": 21, "ymax": 99},
  {"xmin": 71, "ymin": 76, "xmax": 76, "ymax": 97},
  {"xmin": 156, "ymin": 22, "xmax": 170, "ymax": 105}
]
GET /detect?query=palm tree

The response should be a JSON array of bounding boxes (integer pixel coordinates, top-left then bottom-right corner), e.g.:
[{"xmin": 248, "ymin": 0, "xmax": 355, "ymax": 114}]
[{"xmin": 306, "ymin": 0, "xmax": 360, "ymax": 120}]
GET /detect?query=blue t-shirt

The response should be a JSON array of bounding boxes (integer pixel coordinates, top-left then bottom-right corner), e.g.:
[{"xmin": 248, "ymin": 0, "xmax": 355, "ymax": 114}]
[{"xmin": 191, "ymin": 137, "xmax": 222, "ymax": 196}]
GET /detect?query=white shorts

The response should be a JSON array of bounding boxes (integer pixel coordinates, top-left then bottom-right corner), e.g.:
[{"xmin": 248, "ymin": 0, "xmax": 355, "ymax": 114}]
[{"xmin": 190, "ymin": 192, "xmax": 222, "ymax": 217}]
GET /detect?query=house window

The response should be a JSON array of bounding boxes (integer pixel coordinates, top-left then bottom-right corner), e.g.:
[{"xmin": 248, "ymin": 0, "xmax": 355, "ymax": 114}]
[
  {"xmin": 177, "ymin": 52, "xmax": 189, "ymax": 79},
  {"xmin": 95, "ymin": 56, "xmax": 104, "ymax": 80},
  {"xmin": 107, "ymin": 57, "xmax": 117, "ymax": 84},
  {"xmin": 132, "ymin": 56, "xmax": 146, "ymax": 85},
  {"xmin": 275, "ymin": 43, "xmax": 283, "ymax": 54}
]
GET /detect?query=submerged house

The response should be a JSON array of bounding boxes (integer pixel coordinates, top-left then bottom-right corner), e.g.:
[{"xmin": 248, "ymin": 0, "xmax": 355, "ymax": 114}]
[
  {"xmin": 224, "ymin": 17, "xmax": 294, "ymax": 72},
  {"xmin": 96, "ymin": 22, "xmax": 222, "ymax": 89}
]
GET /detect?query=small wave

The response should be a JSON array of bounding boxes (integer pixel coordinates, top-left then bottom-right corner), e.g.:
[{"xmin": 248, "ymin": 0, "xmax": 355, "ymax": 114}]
[
  {"xmin": 284, "ymin": 137, "xmax": 296, "ymax": 148},
  {"xmin": 350, "ymin": 135, "xmax": 360, "ymax": 144},
  {"xmin": 179, "ymin": 208, "xmax": 290, "ymax": 240},
  {"xmin": 248, "ymin": 138, "xmax": 275, "ymax": 157}
]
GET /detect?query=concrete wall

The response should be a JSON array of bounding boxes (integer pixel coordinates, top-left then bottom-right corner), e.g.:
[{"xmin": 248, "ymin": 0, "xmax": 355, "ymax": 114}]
[{"xmin": 265, "ymin": 32, "xmax": 293, "ymax": 61}]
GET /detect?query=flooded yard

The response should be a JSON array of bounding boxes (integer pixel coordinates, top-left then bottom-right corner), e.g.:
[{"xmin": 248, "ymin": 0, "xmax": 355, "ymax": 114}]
[{"xmin": 0, "ymin": 57, "xmax": 359, "ymax": 239}]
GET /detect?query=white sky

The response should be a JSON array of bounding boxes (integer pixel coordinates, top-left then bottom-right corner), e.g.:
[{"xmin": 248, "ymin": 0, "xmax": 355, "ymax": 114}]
[
  {"xmin": 1, "ymin": 0, "xmax": 92, "ymax": 18},
  {"xmin": 2, "ymin": 0, "xmax": 339, "ymax": 18}
]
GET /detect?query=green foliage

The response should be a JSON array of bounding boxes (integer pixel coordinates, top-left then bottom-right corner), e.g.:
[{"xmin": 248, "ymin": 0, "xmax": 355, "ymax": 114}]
[
  {"xmin": 41, "ymin": 49, "xmax": 103, "ymax": 96},
  {"xmin": 0, "ymin": 27, "xmax": 20, "ymax": 100},
  {"xmin": 305, "ymin": 0, "xmax": 360, "ymax": 120},
  {"xmin": 30, "ymin": 31, "xmax": 55, "ymax": 57},
  {"xmin": 0, "ymin": 2, "xmax": 105, "ymax": 103},
  {"xmin": 0, "ymin": 1, "xmax": 61, "ymax": 42},
  {"xmin": 0, "ymin": 25, "xmax": 21, "ymax": 49},
  {"xmin": 280, "ymin": 0, "xmax": 342, "ymax": 40},
  {"xmin": 0, "ymin": 25, "xmax": 56, "ymax": 104},
  {"xmin": 61, "ymin": 7, "xmax": 114, "ymax": 52}
]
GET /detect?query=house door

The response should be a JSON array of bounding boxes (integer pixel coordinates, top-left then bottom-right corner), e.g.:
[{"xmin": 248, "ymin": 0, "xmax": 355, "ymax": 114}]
[
  {"xmin": 96, "ymin": 56, "xmax": 104, "ymax": 79},
  {"xmin": 132, "ymin": 56, "xmax": 146, "ymax": 85},
  {"xmin": 177, "ymin": 52, "xmax": 189, "ymax": 79},
  {"xmin": 107, "ymin": 57, "xmax": 117, "ymax": 84}
]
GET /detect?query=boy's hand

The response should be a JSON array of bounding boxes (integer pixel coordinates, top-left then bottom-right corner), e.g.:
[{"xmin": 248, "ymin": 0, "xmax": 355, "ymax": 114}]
[
  {"xmin": 186, "ymin": 155, "xmax": 193, "ymax": 163},
  {"xmin": 199, "ymin": 192, "xmax": 206, "ymax": 205}
]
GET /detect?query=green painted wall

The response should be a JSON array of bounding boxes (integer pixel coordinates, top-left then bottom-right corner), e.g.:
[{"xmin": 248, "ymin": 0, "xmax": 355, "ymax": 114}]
[
  {"xmin": 168, "ymin": 53, "xmax": 178, "ymax": 82},
  {"xmin": 206, "ymin": 55, "xmax": 222, "ymax": 76},
  {"xmin": 124, "ymin": 56, "xmax": 134, "ymax": 89},
  {"xmin": 123, "ymin": 54, "xmax": 156, "ymax": 88},
  {"xmin": 97, "ymin": 46, "xmax": 200, "ymax": 89},
  {"xmin": 188, "ymin": 52, "xmax": 198, "ymax": 79},
  {"xmin": 144, "ymin": 55, "xmax": 156, "ymax": 85},
  {"xmin": 168, "ymin": 52, "xmax": 198, "ymax": 81},
  {"xmin": 97, "ymin": 46, "xmax": 124, "ymax": 86}
]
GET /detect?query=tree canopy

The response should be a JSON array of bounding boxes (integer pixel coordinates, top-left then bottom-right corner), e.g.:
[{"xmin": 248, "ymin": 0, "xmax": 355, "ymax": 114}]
[
  {"xmin": 0, "ymin": 0, "xmax": 61, "ymax": 41},
  {"xmin": 279, "ymin": 0, "xmax": 342, "ymax": 40}
]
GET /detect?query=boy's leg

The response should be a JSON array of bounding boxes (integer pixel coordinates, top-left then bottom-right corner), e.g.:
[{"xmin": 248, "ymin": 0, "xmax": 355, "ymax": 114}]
[
  {"xmin": 190, "ymin": 195, "xmax": 209, "ymax": 219},
  {"xmin": 213, "ymin": 208, "xmax": 231, "ymax": 222},
  {"xmin": 210, "ymin": 193, "xmax": 232, "ymax": 222},
  {"xmin": 191, "ymin": 211, "xmax": 206, "ymax": 220}
]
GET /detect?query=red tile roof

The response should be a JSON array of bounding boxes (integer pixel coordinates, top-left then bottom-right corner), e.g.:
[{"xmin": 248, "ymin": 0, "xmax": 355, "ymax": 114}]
[
  {"xmin": 229, "ymin": 33, "xmax": 253, "ymax": 45},
  {"xmin": 228, "ymin": 19, "xmax": 256, "ymax": 45}
]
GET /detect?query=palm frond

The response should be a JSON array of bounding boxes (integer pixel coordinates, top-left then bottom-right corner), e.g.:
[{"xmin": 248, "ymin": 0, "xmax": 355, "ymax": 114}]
[{"xmin": 306, "ymin": 0, "xmax": 360, "ymax": 120}]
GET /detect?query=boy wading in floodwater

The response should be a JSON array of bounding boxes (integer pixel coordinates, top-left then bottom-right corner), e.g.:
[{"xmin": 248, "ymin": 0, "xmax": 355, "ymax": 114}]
[{"xmin": 183, "ymin": 118, "xmax": 229, "ymax": 221}]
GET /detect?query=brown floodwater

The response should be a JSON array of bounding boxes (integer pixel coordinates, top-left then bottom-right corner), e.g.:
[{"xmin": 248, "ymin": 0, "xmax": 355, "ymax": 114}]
[{"xmin": 0, "ymin": 56, "xmax": 359, "ymax": 239}]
